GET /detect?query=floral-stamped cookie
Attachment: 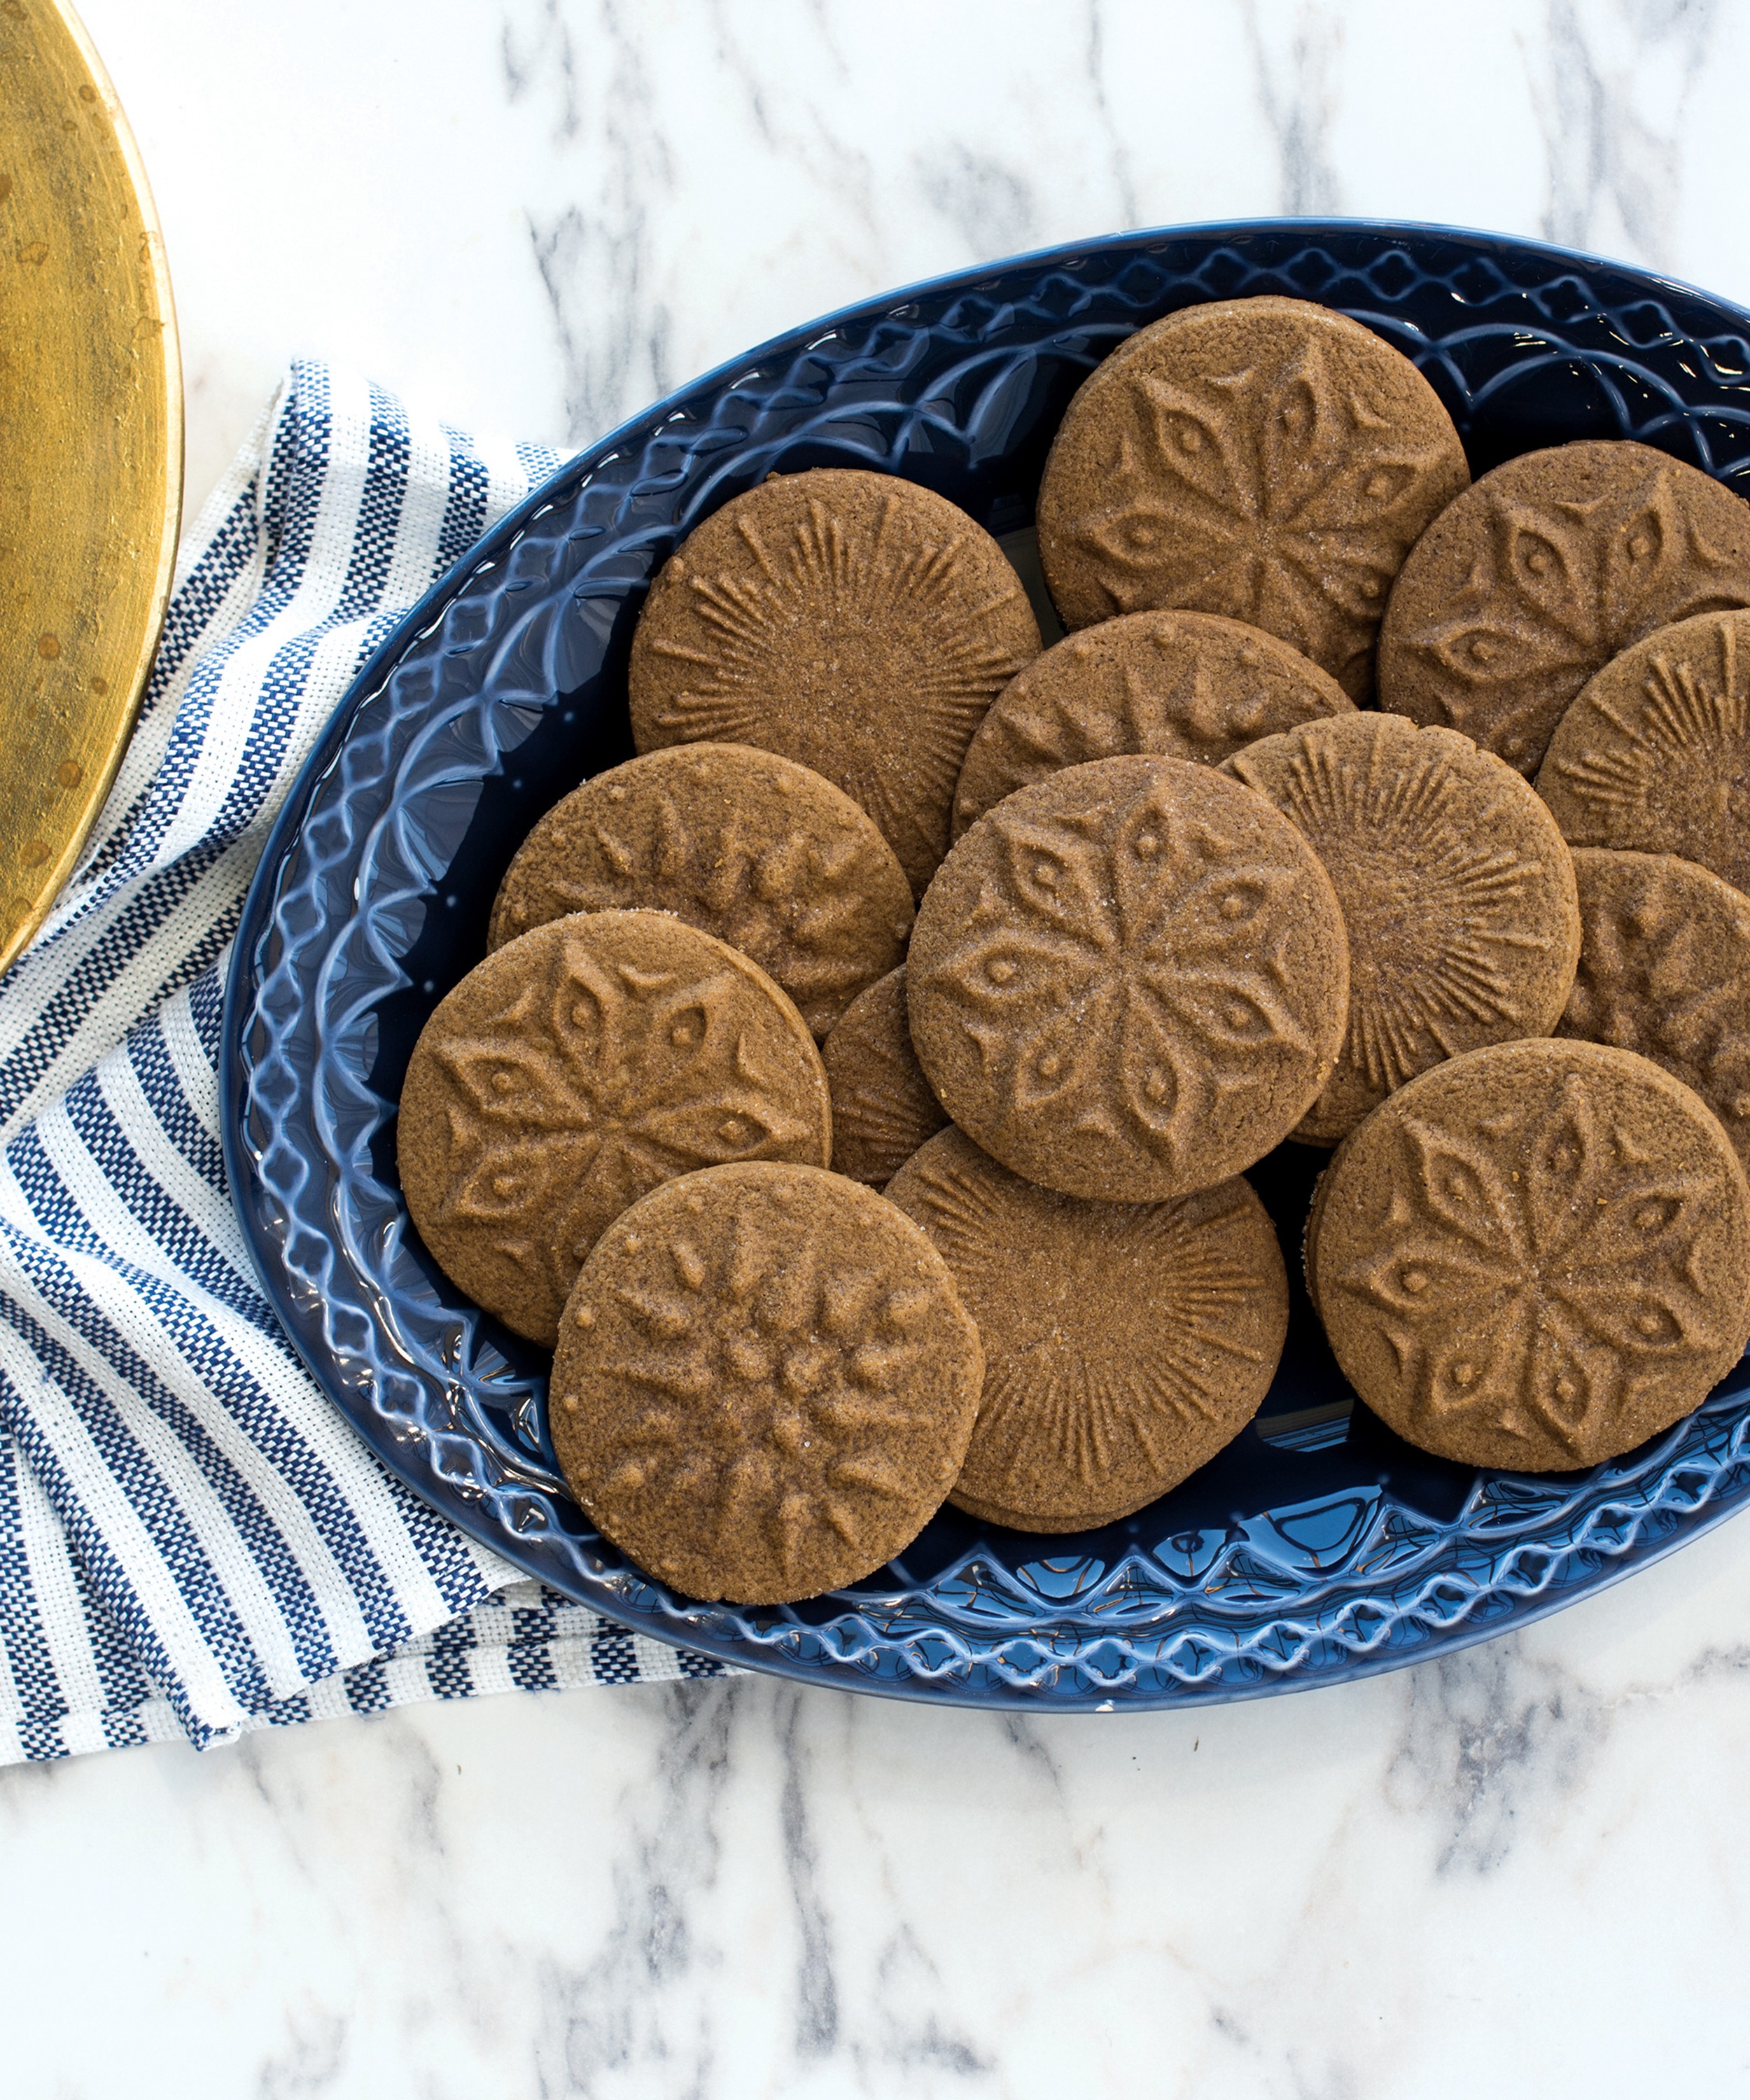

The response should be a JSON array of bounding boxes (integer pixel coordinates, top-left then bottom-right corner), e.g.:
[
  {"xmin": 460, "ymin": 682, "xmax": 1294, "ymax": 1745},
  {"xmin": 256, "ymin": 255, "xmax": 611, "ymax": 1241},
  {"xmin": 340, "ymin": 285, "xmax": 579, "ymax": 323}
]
[
  {"xmin": 627, "ymin": 468, "xmax": 1041, "ymax": 897},
  {"xmin": 1534, "ymin": 608, "xmax": 1750, "ymax": 893},
  {"xmin": 886, "ymin": 1127, "xmax": 1287, "ymax": 1530},
  {"xmin": 1035, "ymin": 296, "xmax": 1469, "ymax": 699},
  {"xmin": 549, "ymin": 1162, "xmax": 983, "ymax": 1604},
  {"xmin": 1557, "ymin": 848, "xmax": 1750, "ymax": 1170},
  {"xmin": 1309, "ymin": 1039, "xmax": 1750, "ymax": 1471},
  {"xmin": 951, "ymin": 608, "xmax": 1354, "ymax": 839},
  {"xmin": 907, "ymin": 755, "xmax": 1350, "ymax": 1202},
  {"xmin": 487, "ymin": 744, "xmax": 913, "ymax": 1038},
  {"xmin": 1226, "ymin": 712, "xmax": 1580, "ymax": 1142},
  {"xmin": 820, "ymin": 967, "xmax": 947, "ymax": 1189},
  {"xmin": 397, "ymin": 911, "xmax": 831, "ymax": 1348},
  {"xmin": 1378, "ymin": 441, "xmax": 1750, "ymax": 775}
]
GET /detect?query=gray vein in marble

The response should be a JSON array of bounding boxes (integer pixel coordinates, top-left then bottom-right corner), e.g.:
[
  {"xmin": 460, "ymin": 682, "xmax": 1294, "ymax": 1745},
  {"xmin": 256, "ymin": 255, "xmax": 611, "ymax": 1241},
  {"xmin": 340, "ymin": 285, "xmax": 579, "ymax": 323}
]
[
  {"xmin": 777, "ymin": 1690, "xmax": 839, "ymax": 2059},
  {"xmin": 1530, "ymin": 0, "xmax": 1720, "ymax": 265},
  {"xmin": 867, "ymin": 1926, "xmax": 993, "ymax": 2082},
  {"xmin": 799, "ymin": 0, "xmax": 853, "ymax": 82},
  {"xmin": 1084, "ymin": 1, "xmax": 1142, "ymax": 230},
  {"xmin": 533, "ymin": 1680, "xmax": 730, "ymax": 2095},
  {"xmin": 256, "ymin": 2006, "xmax": 349, "ymax": 2099},
  {"xmin": 503, "ymin": 0, "xmax": 580, "ymax": 140},
  {"xmin": 916, "ymin": 146, "xmax": 1036, "ymax": 265},
  {"xmin": 1386, "ymin": 1636, "xmax": 1609, "ymax": 1875},
  {"xmin": 511, "ymin": 0, "xmax": 676, "ymax": 443},
  {"xmin": 1244, "ymin": 0, "xmax": 1345, "ymax": 216},
  {"xmin": 705, "ymin": 4, "xmax": 885, "ymax": 265},
  {"xmin": 999, "ymin": 1712, "xmax": 1070, "ymax": 1814}
]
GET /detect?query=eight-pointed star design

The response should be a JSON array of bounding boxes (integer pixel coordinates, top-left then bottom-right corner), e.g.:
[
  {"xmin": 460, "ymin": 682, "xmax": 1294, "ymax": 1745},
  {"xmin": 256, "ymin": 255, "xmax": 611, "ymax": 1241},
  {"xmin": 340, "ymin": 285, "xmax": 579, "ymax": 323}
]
[
  {"xmin": 435, "ymin": 940, "xmax": 816, "ymax": 1308},
  {"xmin": 1331, "ymin": 1077, "xmax": 1732, "ymax": 1459},
  {"xmin": 923, "ymin": 788, "xmax": 1318, "ymax": 1176}
]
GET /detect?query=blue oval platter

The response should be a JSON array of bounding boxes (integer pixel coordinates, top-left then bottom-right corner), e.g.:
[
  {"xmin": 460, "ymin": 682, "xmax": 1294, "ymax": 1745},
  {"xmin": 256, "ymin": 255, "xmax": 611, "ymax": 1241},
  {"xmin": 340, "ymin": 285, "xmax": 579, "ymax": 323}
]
[{"xmin": 223, "ymin": 218, "xmax": 1750, "ymax": 1711}]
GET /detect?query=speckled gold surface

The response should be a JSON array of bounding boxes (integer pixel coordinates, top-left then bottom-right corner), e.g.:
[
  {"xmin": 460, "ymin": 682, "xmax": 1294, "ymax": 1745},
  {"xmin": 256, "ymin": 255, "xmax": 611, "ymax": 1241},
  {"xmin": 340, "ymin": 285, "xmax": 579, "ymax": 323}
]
[{"xmin": 0, "ymin": 0, "xmax": 180, "ymax": 973}]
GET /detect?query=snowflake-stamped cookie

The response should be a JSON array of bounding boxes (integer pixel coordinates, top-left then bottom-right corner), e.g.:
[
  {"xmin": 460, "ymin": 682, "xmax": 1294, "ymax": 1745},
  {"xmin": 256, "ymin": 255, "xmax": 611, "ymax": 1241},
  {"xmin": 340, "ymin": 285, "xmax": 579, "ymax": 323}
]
[
  {"xmin": 1309, "ymin": 1039, "xmax": 1750, "ymax": 1471},
  {"xmin": 1557, "ymin": 848, "xmax": 1750, "ymax": 1170},
  {"xmin": 886, "ymin": 1127, "xmax": 1287, "ymax": 1530},
  {"xmin": 951, "ymin": 608, "xmax": 1353, "ymax": 840},
  {"xmin": 627, "ymin": 468, "xmax": 1041, "ymax": 898},
  {"xmin": 1226, "ymin": 712, "xmax": 1580, "ymax": 1143},
  {"xmin": 908, "ymin": 755, "xmax": 1350, "ymax": 1201},
  {"xmin": 397, "ymin": 910, "xmax": 831, "ymax": 1348},
  {"xmin": 1035, "ymin": 296, "xmax": 1469, "ymax": 699},
  {"xmin": 487, "ymin": 744, "xmax": 913, "ymax": 1038},
  {"xmin": 550, "ymin": 1162, "xmax": 983, "ymax": 1604},
  {"xmin": 1378, "ymin": 442, "xmax": 1750, "ymax": 776},
  {"xmin": 1534, "ymin": 608, "xmax": 1750, "ymax": 894}
]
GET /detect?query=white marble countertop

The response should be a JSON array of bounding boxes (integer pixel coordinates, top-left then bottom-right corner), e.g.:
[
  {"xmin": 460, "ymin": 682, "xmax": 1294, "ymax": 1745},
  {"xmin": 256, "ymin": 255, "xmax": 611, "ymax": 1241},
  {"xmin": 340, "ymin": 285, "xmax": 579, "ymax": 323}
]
[{"xmin": 10, "ymin": 3, "xmax": 1750, "ymax": 2093}]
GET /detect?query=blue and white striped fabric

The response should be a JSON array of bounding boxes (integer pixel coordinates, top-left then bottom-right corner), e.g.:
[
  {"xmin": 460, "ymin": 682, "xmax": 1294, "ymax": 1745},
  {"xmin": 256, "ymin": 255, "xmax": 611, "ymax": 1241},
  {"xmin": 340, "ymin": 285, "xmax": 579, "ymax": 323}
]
[{"xmin": 0, "ymin": 362, "xmax": 725, "ymax": 1763}]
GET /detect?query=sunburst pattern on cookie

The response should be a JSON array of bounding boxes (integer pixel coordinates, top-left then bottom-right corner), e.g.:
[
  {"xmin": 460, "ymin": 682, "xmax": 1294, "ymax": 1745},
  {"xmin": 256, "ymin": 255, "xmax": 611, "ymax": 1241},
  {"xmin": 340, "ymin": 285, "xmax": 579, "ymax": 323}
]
[
  {"xmin": 491, "ymin": 755, "xmax": 912, "ymax": 1037},
  {"xmin": 1390, "ymin": 456, "xmax": 1750, "ymax": 769},
  {"xmin": 1538, "ymin": 614, "xmax": 1750, "ymax": 888},
  {"xmin": 1231, "ymin": 717, "xmax": 1570, "ymax": 1111},
  {"xmin": 638, "ymin": 488, "xmax": 1036, "ymax": 890},
  {"xmin": 558, "ymin": 1173, "xmax": 974, "ymax": 1595},
  {"xmin": 890, "ymin": 1135, "xmax": 1282, "ymax": 1520},
  {"xmin": 1559, "ymin": 850, "xmax": 1750, "ymax": 1166},
  {"xmin": 1329, "ymin": 1071, "xmax": 1740, "ymax": 1462},
  {"xmin": 1046, "ymin": 328, "xmax": 1461, "ymax": 692}
]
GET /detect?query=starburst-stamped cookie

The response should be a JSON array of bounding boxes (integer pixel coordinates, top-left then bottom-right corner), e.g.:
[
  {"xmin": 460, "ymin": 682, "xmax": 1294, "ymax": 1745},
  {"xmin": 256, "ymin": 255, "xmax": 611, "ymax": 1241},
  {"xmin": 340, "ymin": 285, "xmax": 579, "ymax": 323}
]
[
  {"xmin": 886, "ymin": 1127, "xmax": 1287, "ymax": 1530},
  {"xmin": 907, "ymin": 755, "xmax": 1350, "ymax": 1202},
  {"xmin": 488, "ymin": 744, "xmax": 913, "ymax": 1038},
  {"xmin": 1309, "ymin": 1039, "xmax": 1750, "ymax": 1471},
  {"xmin": 820, "ymin": 967, "xmax": 947, "ymax": 1189},
  {"xmin": 1534, "ymin": 608, "xmax": 1750, "ymax": 894},
  {"xmin": 1226, "ymin": 711, "xmax": 1581, "ymax": 1143},
  {"xmin": 398, "ymin": 910, "xmax": 832, "ymax": 1348},
  {"xmin": 549, "ymin": 1161, "xmax": 983, "ymax": 1604},
  {"xmin": 627, "ymin": 468, "xmax": 1041, "ymax": 897},
  {"xmin": 1035, "ymin": 295, "xmax": 1469, "ymax": 699},
  {"xmin": 1557, "ymin": 847, "xmax": 1750, "ymax": 1169},
  {"xmin": 951, "ymin": 608, "xmax": 1354, "ymax": 839},
  {"xmin": 1378, "ymin": 441, "xmax": 1750, "ymax": 774}
]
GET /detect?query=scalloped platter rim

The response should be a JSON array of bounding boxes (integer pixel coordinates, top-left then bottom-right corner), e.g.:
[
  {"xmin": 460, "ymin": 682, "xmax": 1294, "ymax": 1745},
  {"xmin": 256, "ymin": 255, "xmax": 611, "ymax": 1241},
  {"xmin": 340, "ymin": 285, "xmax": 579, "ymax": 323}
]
[{"xmin": 221, "ymin": 218, "xmax": 1750, "ymax": 1711}]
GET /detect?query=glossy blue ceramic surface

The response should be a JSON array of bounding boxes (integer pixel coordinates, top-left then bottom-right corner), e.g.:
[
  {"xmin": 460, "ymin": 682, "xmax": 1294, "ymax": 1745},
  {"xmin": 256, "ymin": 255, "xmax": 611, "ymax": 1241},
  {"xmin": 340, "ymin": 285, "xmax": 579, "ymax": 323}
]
[{"xmin": 223, "ymin": 220, "xmax": 1750, "ymax": 1710}]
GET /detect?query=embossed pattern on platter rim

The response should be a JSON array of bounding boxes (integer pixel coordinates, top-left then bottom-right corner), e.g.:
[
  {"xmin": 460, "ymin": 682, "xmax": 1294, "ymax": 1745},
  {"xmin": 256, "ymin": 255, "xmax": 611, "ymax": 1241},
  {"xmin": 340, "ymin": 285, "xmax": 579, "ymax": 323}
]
[{"xmin": 225, "ymin": 220, "xmax": 1750, "ymax": 1709}]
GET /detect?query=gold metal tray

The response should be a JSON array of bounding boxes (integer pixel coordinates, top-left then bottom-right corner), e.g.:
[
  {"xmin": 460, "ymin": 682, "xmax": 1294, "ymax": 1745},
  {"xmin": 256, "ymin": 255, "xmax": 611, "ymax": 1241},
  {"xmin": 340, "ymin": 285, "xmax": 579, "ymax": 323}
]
[{"xmin": 0, "ymin": 0, "xmax": 181, "ymax": 972}]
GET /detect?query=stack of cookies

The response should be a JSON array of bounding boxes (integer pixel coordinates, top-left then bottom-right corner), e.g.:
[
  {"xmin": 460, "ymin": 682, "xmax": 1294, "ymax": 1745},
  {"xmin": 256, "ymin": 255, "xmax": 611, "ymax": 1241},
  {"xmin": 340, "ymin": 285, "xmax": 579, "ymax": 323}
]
[{"xmin": 397, "ymin": 294, "xmax": 1750, "ymax": 1607}]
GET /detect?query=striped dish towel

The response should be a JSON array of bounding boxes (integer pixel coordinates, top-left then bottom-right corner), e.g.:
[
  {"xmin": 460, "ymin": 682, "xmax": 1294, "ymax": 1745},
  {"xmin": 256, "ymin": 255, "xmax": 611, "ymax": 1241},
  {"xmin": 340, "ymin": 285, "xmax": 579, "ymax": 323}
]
[{"xmin": 0, "ymin": 362, "xmax": 726, "ymax": 1763}]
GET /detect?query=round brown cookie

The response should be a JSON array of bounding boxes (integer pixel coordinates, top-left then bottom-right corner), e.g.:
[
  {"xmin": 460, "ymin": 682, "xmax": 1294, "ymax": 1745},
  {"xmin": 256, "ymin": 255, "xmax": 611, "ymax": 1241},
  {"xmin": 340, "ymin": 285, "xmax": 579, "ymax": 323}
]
[
  {"xmin": 1378, "ymin": 441, "xmax": 1750, "ymax": 775},
  {"xmin": 1035, "ymin": 295, "xmax": 1469, "ymax": 700},
  {"xmin": 1312, "ymin": 1039, "xmax": 1750, "ymax": 1471},
  {"xmin": 548, "ymin": 1161, "xmax": 983, "ymax": 1604},
  {"xmin": 1556, "ymin": 847, "xmax": 1750, "ymax": 1170},
  {"xmin": 908, "ymin": 755, "xmax": 1350, "ymax": 1202},
  {"xmin": 886, "ymin": 1127, "xmax": 1287, "ymax": 1530},
  {"xmin": 1225, "ymin": 712, "xmax": 1581, "ymax": 1144},
  {"xmin": 397, "ymin": 910, "xmax": 832, "ymax": 1348},
  {"xmin": 1534, "ymin": 608, "xmax": 1750, "ymax": 891},
  {"xmin": 627, "ymin": 468, "xmax": 1042, "ymax": 898},
  {"xmin": 951, "ymin": 609, "xmax": 1354, "ymax": 839},
  {"xmin": 820, "ymin": 967, "xmax": 947, "ymax": 1188},
  {"xmin": 487, "ymin": 745, "xmax": 913, "ymax": 1039}
]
